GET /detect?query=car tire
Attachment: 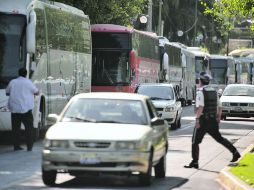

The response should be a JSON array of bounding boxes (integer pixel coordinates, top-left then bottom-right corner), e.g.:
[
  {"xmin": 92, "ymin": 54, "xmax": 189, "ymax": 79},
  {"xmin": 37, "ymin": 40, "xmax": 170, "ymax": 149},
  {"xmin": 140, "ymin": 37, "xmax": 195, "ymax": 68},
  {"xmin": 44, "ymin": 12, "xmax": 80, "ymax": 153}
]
[
  {"xmin": 171, "ymin": 113, "xmax": 179, "ymax": 130},
  {"xmin": 221, "ymin": 115, "xmax": 227, "ymax": 120},
  {"xmin": 154, "ymin": 154, "xmax": 166, "ymax": 178},
  {"xmin": 42, "ymin": 169, "xmax": 57, "ymax": 186},
  {"xmin": 139, "ymin": 152, "xmax": 153, "ymax": 186},
  {"xmin": 177, "ymin": 117, "xmax": 181, "ymax": 128}
]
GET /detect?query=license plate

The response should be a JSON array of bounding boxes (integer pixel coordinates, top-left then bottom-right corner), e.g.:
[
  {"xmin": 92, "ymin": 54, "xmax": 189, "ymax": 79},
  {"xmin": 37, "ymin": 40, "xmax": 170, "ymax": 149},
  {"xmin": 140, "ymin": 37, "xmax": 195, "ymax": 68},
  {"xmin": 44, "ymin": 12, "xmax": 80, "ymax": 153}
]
[
  {"xmin": 80, "ymin": 154, "xmax": 100, "ymax": 164},
  {"xmin": 234, "ymin": 107, "xmax": 242, "ymax": 112}
]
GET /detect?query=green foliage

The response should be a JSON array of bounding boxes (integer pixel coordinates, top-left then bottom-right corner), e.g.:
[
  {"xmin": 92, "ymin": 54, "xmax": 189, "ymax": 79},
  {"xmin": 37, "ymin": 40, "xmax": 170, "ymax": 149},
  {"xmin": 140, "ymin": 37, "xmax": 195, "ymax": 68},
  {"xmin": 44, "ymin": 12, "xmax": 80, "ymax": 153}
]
[
  {"xmin": 230, "ymin": 152, "xmax": 254, "ymax": 187},
  {"xmin": 56, "ymin": 0, "xmax": 148, "ymax": 26},
  {"xmin": 201, "ymin": 0, "xmax": 254, "ymax": 34}
]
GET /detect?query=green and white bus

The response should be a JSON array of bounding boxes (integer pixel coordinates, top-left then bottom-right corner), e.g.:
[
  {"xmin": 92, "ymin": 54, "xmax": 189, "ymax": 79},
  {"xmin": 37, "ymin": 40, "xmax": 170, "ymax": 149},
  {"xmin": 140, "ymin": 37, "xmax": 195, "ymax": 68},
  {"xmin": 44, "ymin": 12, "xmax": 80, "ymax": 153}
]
[{"xmin": 0, "ymin": 0, "xmax": 92, "ymax": 137}]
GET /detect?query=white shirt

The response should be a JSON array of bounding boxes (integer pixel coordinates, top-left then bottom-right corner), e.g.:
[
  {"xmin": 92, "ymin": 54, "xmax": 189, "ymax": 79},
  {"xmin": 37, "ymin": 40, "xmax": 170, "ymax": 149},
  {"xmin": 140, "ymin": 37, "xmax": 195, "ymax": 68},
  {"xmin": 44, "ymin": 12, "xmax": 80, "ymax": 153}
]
[
  {"xmin": 162, "ymin": 52, "xmax": 169, "ymax": 80},
  {"xmin": 195, "ymin": 86, "xmax": 222, "ymax": 108},
  {"xmin": 6, "ymin": 77, "xmax": 39, "ymax": 113}
]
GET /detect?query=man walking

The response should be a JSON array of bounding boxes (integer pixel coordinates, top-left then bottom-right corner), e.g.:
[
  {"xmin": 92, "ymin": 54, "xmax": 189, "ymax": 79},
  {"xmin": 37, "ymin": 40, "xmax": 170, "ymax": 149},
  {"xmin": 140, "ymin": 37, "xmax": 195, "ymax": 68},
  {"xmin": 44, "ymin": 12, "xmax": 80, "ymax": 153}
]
[
  {"xmin": 6, "ymin": 68, "xmax": 39, "ymax": 151},
  {"xmin": 184, "ymin": 71, "xmax": 241, "ymax": 169}
]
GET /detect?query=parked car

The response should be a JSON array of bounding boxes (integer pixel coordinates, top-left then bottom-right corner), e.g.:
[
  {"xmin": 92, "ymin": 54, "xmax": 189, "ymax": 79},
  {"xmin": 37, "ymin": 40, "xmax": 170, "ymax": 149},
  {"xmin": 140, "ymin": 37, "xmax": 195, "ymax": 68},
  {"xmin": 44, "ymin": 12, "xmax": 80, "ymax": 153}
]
[
  {"xmin": 42, "ymin": 92, "xmax": 168, "ymax": 186},
  {"xmin": 220, "ymin": 84, "xmax": 254, "ymax": 120},
  {"xmin": 135, "ymin": 83, "xmax": 182, "ymax": 130}
]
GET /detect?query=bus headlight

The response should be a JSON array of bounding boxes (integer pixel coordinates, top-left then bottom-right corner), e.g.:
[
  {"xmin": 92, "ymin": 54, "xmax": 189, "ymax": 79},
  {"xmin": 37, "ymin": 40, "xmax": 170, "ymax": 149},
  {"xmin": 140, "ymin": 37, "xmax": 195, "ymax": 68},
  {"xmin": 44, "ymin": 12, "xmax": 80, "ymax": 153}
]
[{"xmin": 249, "ymin": 103, "xmax": 254, "ymax": 107}]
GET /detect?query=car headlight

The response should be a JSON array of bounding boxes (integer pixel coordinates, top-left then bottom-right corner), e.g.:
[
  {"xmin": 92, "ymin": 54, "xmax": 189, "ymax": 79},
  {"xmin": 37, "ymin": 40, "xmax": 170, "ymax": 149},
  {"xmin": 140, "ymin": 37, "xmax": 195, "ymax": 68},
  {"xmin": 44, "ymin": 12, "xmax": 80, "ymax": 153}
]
[
  {"xmin": 222, "ymin": 102, "xmax": 230, "ymax": 107},
  {"xmin": 44, "ymin": 140, "xmax": 69, "ymax": 148},
  {"xmin": 249, "ymin": 103, "xmax": 254, "ymax": 107},
  {"xmin": 165, "ymin": 106, "xmax": 176, "ymax": 112},
  {"xmin": 115, "ymin": 141, "xmax": 141, "ymax": 150}
]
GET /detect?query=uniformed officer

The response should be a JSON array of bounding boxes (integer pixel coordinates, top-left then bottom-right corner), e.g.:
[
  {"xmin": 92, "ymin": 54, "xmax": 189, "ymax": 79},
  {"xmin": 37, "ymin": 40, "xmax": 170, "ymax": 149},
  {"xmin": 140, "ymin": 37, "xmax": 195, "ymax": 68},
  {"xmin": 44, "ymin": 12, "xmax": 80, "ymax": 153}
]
[{"xmin": 184, "ymin": 72, "xmax": 241, "ymax": 169}]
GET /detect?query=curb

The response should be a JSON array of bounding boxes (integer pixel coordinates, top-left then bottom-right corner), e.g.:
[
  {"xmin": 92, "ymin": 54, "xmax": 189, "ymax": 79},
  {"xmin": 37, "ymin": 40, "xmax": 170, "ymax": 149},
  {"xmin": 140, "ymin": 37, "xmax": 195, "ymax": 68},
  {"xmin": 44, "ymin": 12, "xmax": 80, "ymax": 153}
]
[{"xmin": 217, "ymin": 145, "xmax": 254, "ymax": 190}]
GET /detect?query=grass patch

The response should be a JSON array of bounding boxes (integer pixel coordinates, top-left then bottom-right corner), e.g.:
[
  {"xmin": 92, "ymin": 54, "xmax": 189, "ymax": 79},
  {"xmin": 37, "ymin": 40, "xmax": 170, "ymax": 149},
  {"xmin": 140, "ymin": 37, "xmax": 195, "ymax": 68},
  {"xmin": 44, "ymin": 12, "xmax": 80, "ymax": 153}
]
[{"xmin": 230, "ymin": 153, "xmax": 254, "ymax": 187}]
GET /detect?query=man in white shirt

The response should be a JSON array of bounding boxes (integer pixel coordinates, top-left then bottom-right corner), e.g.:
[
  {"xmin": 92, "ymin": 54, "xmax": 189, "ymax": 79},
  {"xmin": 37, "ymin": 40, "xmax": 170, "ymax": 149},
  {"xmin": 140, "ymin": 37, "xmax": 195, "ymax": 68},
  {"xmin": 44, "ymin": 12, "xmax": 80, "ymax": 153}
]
[
  {"xmin": 184, "ymin": 72, "xmax": 240, "ymax": 169},
  {"xmin": 6, "ymin": 68, "xmax": 39, "ymax": 151}
]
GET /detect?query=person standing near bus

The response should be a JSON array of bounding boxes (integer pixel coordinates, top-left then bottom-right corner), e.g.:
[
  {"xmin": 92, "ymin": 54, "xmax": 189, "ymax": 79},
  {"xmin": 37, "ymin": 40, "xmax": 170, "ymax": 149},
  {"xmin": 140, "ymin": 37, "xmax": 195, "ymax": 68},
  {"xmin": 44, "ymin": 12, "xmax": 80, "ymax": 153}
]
[
  {"xmin": 6, "ymin": 68, "xmax": 39, "ymax": 151},
  {"xmin": 184, "ymin": 71, "xmax": 240, "ymax": 169}
]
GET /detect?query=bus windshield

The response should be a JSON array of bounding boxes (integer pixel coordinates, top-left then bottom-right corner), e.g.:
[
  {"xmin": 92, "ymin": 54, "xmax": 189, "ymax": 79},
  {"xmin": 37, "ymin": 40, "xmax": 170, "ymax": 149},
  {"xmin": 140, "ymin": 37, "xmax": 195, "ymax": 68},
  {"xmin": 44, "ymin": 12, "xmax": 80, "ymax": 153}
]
[
  {"xmin": 92, "ymin": 51, "xmax": 130, "ymax": 85},
  {"xmin": 210, "ymin": 59, "xmax": 227, "ymax": 84},
  {"xmin": 0, "ymin": 14, "xmax": 26, "ymax": 88}
]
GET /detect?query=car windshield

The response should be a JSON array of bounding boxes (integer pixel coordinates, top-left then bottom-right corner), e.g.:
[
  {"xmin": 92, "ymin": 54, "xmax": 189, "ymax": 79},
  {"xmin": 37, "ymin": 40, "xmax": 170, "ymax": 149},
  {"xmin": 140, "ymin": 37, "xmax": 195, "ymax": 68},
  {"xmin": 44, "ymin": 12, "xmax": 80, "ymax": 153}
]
[
  {"xmin": 223, "ymin": 86, "xmax": 254, "ymax": 97},
  {"xmin": 136, "ymin": 86, "xmax": 174, "ymax": 100},
  {"xmin": 62, "ymin": 98, "xmax": 148, "ymax": 125}
]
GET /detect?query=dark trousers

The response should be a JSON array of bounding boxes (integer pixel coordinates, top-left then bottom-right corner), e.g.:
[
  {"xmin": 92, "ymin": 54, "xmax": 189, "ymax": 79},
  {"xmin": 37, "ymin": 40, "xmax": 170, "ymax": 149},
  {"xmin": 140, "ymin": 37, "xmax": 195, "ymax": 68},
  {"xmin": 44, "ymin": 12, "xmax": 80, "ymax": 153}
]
[
  {"xmin": 191, "ymin": 116, "xmax": 237, "ymax": 162},
  {"xmin": 11, "ymin": 110, "xmax": 34, "ymax": 149}
]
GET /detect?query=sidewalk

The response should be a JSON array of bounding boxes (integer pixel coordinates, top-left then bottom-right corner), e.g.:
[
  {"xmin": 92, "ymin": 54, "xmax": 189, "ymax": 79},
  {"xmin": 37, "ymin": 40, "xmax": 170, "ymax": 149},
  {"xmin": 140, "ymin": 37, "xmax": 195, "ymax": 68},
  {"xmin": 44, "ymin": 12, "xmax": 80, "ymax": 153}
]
[{"xmin": 217, "ymin": 130, "xmax": 254, "ymax": 190}]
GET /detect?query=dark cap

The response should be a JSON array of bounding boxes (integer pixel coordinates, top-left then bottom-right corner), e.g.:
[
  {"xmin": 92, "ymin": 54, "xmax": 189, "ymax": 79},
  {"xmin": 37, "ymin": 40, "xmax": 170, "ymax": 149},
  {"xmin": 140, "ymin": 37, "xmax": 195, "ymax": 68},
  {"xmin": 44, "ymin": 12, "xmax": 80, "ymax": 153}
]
[{"xmin": 198, "ymin": 71, "xmax": 212, "ymax": 82}]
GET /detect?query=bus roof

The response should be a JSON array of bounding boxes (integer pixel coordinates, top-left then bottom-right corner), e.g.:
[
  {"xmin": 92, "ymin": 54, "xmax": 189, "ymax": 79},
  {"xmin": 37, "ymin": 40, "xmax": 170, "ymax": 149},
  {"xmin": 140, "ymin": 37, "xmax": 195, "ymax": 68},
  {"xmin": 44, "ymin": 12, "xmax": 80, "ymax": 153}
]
[
  {"xmin": 91, "ymin": 24, "xmax": 158, "ymax": 38},
  {"xmin": 229, "ymin": 48, "xmax": 254, "ymax": 58},
  {"xmin": 209, "ymin": 54, "xmax": 230, "ymax": 59},
  {"xmin": 91, "ymin": 24, "xmax": 133, "ymax": 33},
  {"xmin": 0, "ymin": 0, "xmax": 86, "ymax": 17}
]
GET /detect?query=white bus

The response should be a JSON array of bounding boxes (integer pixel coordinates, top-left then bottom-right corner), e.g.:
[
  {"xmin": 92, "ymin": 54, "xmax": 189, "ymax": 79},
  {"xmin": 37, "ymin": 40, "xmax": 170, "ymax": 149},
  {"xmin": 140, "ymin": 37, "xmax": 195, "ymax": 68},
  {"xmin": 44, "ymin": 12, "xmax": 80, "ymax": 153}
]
[
  {"xmin": 208, "ymin": 55, "xmax": 234, "ymax": 91},
  {"xmin": 0, "ymin": 0, "xmax": 92, "ymax": 137}
]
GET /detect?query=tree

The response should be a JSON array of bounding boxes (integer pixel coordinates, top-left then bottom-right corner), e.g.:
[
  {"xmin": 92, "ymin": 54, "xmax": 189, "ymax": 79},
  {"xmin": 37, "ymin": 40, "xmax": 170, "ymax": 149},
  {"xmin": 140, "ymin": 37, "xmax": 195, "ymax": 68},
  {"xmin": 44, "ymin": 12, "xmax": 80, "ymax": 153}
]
[
  {"xmin": 56, "ymin": 0, "xmax": 148, "ymax": 26},
  {"xmin": 202, "ymin": 0, "xmax": 254, "ymax": 33}
]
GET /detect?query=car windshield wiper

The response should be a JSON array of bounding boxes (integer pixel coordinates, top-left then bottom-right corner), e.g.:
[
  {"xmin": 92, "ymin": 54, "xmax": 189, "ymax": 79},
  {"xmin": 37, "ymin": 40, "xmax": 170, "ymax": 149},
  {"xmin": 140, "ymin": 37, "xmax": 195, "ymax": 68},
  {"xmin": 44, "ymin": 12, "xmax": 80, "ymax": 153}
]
[
  {"xmin": 96, "ymin": 120, "xmax": 124, "ymax": 123},
  {"xmin": 150, "ymin": 97, "xmax": 164, "ymax": 100},
  {"xmin": 66, "ymin": 116, "xmax": 97, "ymax": 122}
]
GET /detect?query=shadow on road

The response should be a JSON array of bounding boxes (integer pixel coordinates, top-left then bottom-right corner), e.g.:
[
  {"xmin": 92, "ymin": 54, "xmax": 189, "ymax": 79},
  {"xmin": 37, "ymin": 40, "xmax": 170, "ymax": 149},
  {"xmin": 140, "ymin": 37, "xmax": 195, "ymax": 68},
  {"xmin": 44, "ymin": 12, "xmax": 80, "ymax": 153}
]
[{"xmin": 47, "ymin": 175, "xmax": 188, "ymax": 190}]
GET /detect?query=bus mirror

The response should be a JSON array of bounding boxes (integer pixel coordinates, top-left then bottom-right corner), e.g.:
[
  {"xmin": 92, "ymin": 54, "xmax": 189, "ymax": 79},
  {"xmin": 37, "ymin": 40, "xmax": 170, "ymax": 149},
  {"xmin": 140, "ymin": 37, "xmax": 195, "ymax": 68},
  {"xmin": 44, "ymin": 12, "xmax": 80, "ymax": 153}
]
[
  {"xmin": 181, "ymin": 54, "xmax": 186, "ymax": 67},
  {"xmin": 31, "ymin": 61, "xmax": 36, "ymax": 71},
  {"xmin": 27, "ymin": 10, "xmax": 36, "ymax": 54}
]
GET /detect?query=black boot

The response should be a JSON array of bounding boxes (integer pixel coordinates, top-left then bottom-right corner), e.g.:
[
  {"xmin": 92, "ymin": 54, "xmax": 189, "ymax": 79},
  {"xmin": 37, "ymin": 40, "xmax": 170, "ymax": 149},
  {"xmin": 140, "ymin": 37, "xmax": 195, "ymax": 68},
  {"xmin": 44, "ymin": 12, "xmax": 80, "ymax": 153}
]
[
  {"xmin": 231, "ymin": 151, "xmax": 241, "ymax": 162},
  {"xmin": 184, "ymin": 161, "xmax": 199, "ymax": 169}
]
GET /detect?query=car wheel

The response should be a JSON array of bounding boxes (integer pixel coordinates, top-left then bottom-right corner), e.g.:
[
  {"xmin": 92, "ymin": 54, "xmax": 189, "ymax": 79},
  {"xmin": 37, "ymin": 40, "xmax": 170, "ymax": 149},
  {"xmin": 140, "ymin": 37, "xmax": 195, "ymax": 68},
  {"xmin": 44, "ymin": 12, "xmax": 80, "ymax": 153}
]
[
  {"xmin": 221, "ymin": 115, "xmax": 227, "ymax": 120},
  {"xmin": 170, "ymin": 114, "xmax": 178, "ymax": 130},
  {"xmin": 177, "ymin": 117, "xmax": 181, "ymax": 128},
  {"xmin": 154, "ymin": 154, "xmax": 166, "ymax": 178},
  {"xmin": 42, "ymin": 169, "xmax": 57, "ymax": 186},
  {"xmin": 139, "ymin": 152, "xmax": 153, "ymax": 186}
]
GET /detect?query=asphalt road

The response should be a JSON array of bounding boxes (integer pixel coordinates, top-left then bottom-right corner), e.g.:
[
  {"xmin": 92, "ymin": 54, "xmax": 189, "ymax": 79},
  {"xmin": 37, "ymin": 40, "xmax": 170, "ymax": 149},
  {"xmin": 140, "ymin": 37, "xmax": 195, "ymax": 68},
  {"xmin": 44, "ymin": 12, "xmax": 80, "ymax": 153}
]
[{"xmin": 0, "ymin": 105, "xmax": 253, "ymax": 190}]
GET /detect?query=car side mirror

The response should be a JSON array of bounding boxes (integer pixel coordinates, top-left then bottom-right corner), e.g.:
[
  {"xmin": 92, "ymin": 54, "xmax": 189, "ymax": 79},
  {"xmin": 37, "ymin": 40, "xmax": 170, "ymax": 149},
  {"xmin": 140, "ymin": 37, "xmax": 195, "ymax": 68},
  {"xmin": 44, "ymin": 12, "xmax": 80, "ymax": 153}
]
[
  {"xmin": 47, "ymin": 114, "xmax": 59, "ymax": 123},
  {"xmin": 151, "ymin": 117, "xmax": 165, "ymax": 126}
]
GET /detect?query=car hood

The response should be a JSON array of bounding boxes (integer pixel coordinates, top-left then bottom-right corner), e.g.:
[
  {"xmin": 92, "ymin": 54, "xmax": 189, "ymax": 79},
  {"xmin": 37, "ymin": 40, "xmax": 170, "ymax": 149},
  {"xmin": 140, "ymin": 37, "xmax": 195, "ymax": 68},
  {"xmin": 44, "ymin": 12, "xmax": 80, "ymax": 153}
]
[
  {"xmin": 46, "ymin": 122, "xmax": 151, "ymax": 141},
  {"xmin": 221, "ymin": 96, "xmax": 254, "ymax": 103},
  {"xmin": 152, "ymin": 100, "xmax": 175, "ymax": 108}
]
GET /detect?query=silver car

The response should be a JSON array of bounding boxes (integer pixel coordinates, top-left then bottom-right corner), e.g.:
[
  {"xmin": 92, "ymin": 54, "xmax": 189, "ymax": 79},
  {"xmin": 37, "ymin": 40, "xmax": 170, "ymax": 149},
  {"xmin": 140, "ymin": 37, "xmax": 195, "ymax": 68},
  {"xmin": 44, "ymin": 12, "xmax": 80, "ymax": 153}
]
[
  {"xmin": 220, "ymin": 84, "xmax": 254, "ymax": 120},
  {"xmin": 135, "ymin": 83, "xmax": 182, "ymax": 130},
  {"xmin": 42, "ymin": 92, "xmax": 168, "ymax": 186}
]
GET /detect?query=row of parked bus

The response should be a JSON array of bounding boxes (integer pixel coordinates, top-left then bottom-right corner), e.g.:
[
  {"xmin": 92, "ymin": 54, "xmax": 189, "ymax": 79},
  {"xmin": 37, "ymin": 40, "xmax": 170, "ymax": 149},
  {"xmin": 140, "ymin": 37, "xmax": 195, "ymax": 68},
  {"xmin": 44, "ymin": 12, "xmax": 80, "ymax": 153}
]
[{"xmin": 0, "ymin": 0, "xmax": 253, "ymax": 136}]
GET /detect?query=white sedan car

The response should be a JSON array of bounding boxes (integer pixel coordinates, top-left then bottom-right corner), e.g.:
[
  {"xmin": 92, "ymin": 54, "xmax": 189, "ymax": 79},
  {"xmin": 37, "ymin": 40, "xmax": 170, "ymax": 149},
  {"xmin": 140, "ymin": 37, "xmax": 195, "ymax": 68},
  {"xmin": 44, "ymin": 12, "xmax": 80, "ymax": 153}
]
[
  {"xmin": 220, "ymin": 84, "xmax": 254, "ymax": 120},
  {"xmin": 42, "ymin": 93, "xmax": 168, "ymax": 186},
  {"xmin": 135, "ymin": 83, "xmax": 182, "ymax": 130}
]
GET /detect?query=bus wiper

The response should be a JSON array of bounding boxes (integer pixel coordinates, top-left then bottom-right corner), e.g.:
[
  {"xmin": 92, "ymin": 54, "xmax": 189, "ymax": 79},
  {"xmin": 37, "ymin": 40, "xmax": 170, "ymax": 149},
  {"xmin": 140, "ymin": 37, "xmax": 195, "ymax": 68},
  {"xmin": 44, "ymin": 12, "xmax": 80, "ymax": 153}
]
[{"xmin": 114, "ymin": 82, "xmax": 129, "ymax": 85}]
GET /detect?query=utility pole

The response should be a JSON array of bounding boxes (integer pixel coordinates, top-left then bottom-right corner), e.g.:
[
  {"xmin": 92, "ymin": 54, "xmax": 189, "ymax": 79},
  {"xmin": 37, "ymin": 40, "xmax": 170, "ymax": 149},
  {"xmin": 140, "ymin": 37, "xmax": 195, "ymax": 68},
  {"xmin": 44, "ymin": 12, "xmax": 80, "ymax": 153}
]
[
  {"xmin": 147, "ymin": 0, "xmax": 153, "ymax": 32},
  {"xmin": 193, "ymin": 0, "xmax": 198, "ymax": 46},
  {"xmin": 158, "ymin": 0, "xmax": 163, "ymax": 36}
]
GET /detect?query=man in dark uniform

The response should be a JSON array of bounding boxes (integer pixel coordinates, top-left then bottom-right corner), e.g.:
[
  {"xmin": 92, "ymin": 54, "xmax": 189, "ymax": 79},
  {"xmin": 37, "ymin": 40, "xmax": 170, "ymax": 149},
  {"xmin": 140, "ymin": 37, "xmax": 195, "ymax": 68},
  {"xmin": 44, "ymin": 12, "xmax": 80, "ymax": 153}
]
[{"xmin": 184, "ymin": 71, "xmax": 241, "ymax": 169}]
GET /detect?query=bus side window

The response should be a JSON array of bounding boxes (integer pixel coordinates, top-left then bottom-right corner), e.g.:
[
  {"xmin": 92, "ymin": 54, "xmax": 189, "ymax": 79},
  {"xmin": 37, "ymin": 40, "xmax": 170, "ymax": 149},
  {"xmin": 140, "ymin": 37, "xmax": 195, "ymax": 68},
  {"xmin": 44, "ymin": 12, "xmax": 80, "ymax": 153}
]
[{"xmin": 35, "ymin": 8, "xmax": 46, "ymax": 61}]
